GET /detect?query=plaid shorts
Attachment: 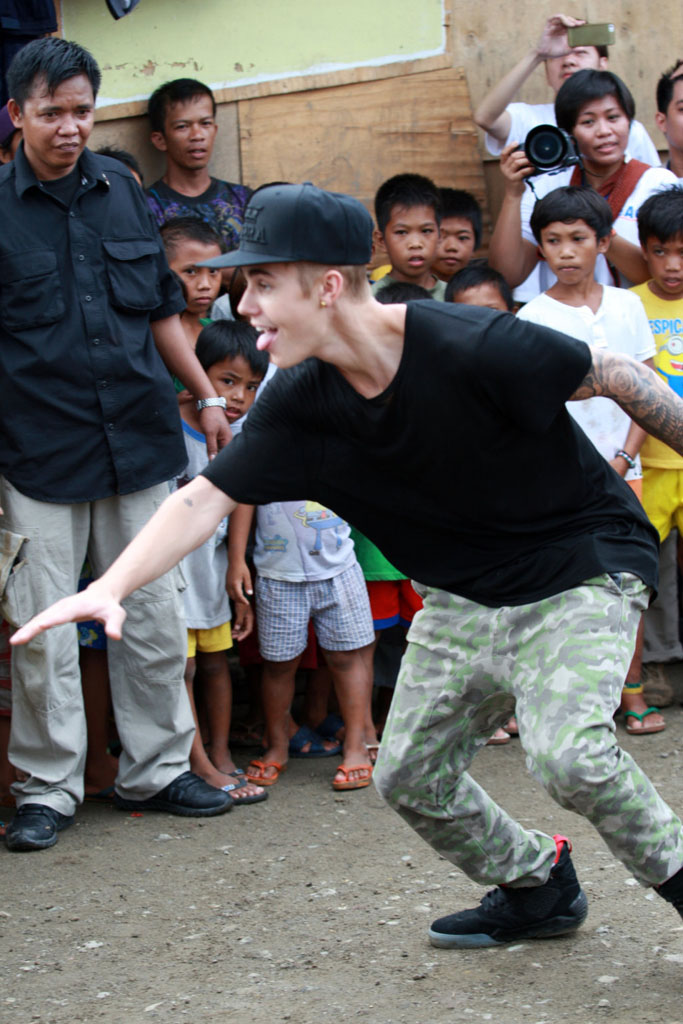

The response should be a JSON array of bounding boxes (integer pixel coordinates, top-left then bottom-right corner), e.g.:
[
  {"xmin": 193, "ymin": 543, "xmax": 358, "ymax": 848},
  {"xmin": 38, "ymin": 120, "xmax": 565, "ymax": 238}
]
[{"xmin": 255, "ymin": 561, "xmax": 375, "ymax": 661}]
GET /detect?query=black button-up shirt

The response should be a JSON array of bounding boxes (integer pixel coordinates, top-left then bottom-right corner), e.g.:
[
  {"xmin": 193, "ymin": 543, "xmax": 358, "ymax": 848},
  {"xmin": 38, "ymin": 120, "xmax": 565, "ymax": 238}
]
[{"xmin": 0, "ymin": 145, "xmax": 186, "ymax": 502}]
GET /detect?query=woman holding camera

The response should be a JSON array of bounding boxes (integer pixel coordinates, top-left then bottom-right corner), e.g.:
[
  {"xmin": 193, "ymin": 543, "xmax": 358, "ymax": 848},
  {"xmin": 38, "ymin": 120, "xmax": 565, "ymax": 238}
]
[{"xmin": 489, "ymin": 69, "xmax": 676, "ymax": 301}]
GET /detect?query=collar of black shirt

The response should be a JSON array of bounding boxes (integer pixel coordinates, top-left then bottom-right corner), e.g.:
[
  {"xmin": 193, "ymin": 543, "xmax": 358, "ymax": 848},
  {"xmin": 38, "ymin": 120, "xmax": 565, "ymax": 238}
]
[{"xmin": 12, "ymin": 142, "xmax": 112, "ymax": 199}]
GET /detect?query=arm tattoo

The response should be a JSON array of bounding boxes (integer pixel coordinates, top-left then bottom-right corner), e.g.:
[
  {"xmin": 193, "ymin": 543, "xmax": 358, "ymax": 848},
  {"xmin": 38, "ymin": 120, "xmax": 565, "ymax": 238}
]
[
  {"xmin": 571, "ymin": 349, "xmax": 683, "ymax": 457},
  {"xmin": 183, "ymin": 497, "xmax": 194, "ymax": 507}
]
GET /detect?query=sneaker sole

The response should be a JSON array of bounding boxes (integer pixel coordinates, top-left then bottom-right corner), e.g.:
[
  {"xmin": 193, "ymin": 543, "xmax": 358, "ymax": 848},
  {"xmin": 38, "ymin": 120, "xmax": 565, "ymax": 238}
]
[
  {"xmin": 428, "ymin": 889, "xmax": 588, "ymax": 949},
  {"xmin": 113, "ymin": 795, "xmax": 232, "ymax": 816}
]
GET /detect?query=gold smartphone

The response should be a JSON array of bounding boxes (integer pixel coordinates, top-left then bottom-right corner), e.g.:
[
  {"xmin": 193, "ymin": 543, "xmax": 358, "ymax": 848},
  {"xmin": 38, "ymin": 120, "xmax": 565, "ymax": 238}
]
[{"xmin": 567, "ymin": 23, "xmax": 616, "ymax": 48}]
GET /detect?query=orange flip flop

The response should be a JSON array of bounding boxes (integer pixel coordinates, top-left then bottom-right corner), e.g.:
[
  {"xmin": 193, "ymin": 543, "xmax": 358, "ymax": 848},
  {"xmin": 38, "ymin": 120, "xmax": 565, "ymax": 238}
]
[
  {"xmin": 332, "ymin": 763, "xmax": 373, "ymax": 791},
  {"xmin": 245, "ymin": 760, "xmax": 287, "ymax": 786}
]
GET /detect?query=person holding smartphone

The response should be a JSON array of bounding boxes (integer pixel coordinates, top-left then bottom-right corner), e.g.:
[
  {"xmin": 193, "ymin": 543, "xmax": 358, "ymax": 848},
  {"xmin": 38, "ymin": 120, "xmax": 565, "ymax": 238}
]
[{"xmin": 474, "ymin": 12, "xmax": 659, "ymax": 166}]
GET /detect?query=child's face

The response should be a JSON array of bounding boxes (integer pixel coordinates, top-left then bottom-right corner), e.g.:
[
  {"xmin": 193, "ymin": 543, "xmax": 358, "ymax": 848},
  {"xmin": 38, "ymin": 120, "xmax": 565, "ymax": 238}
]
[
  {"xmin": 544, "ymin": 46, "xmax": 606, "ymax": 94},
  {"xmin": 571, "ymin": 95, "xmax": 629, "ymax": 175},
  {"xmin": 538, "ymin": 219, "xmax": 609, "ymax": 285},
  {"xmin": 432, "ymin": 216, "xmax": 477, "ymax": 282},
  {"xmin": 208, "ymin": 354, "xmax": 264, "ymax": 423},
  {"xmin": 168, "ymin": 238, "xmax": 222, "ymax": 315},
  {"xmin": 642, "ymin": 234, "xmax": 683, "ymax": 301},
  {"xmin": 452, "ymin": 283, "xmax": 509, "ymax": 312},
  {"xmin": 153, "ymin": 94, "xmax": 217, "ymax": 170},
  {"xmin": 380, "ymin": 204, "xmax": 439, "ymax": 282},
  {"xmin": 655, "ymin": 76, "xmax": 683, "ymax": 154}
]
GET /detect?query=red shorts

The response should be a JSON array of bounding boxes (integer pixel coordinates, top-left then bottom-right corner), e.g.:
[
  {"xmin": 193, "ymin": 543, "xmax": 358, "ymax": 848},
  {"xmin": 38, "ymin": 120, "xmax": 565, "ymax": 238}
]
[{"xmin": 366, "ymin": 579, "xmax": 423, "ymax": 630}]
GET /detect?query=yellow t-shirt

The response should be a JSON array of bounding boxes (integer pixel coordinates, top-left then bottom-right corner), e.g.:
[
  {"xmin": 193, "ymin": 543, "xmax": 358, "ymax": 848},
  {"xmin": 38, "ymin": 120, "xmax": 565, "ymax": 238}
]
[{"xmin": 630, "ymin": 281, "xmax": 683, "ymax": 469}]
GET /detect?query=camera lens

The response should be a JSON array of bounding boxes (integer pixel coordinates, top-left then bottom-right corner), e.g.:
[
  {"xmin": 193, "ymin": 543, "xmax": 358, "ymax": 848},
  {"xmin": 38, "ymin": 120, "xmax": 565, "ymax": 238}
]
[{"xmin": 525, "ymin": 125, "xmax": 569, "ymax": 171}]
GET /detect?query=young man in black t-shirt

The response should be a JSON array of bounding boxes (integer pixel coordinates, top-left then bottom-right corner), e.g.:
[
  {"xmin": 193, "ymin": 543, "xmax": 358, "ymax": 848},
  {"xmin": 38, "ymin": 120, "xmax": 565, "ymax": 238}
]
[{"xmin": 11, "ymin": 183, "xmax": 683, "ymax": 942}]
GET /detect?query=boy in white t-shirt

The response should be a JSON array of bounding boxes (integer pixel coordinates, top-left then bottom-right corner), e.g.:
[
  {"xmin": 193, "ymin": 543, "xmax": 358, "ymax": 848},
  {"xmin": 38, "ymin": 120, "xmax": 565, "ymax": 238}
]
[{"xmin": 517, "ymin": 185, "xmax": 664, "ymax": 735}]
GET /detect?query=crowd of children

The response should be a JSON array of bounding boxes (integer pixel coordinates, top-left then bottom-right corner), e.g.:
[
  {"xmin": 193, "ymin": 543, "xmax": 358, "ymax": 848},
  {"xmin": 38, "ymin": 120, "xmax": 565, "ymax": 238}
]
[{"xmin": 3, "ymin": 14, "xmax": 683, "ymax": 834}]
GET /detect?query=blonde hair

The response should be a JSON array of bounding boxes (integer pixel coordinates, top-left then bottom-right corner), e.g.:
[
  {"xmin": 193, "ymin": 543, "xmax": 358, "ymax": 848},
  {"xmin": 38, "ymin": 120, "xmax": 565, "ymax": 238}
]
[{"xmin": 296, "ymin": 262, "xmax": 370, "ymax": 300}]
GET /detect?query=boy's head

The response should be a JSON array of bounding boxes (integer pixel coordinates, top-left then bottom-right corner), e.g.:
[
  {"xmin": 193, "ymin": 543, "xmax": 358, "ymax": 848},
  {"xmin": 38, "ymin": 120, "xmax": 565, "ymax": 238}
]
[
  {"xmin": 637, "ymin": 185, "xmax": 683, "ymax": 300},
  {"xmin": 445, "ymin": 261, "xmax": 513, "ymax": 312},
  {"xmin": 432, "ymin": 188, "xmax": 482, "ymax": 282},
  {"xmin": 373, "ymin": 173, "xmax": 441, "ymax": 283},
  {"xmin": 95, "ymin": 145, "xmax": 143, "ymax": 185},
  {"xmin": 544, "ymin": 44, "xmax": 608, "ymax": 95},
  {"xmin": 375, "ymin": 282, "xmax": 431, "ymax": 304},
  {"xmin": 529, "ymin": 185, "xmax": 612, "ymax": 284},
  {"xmin": 656, "ymin": 61, "xmax": 683, "ymax": 157},
  {"xmin": 148, "ymin": 78, "xmax": 217, "ymax": 172},
  {"xmin": 161, "ymin": 217, "xmax": 225, "ymax": 315},
  {"xmin": 6, "ymin": 37, "xmax": 100, "ymax": 180},
  {"xmin": 555, "ymin": 68, "xmax": 634, "ymax": 134},
  {"xmin": 195, "ymin": 320, "xmax": 269, "ymax": 422}
]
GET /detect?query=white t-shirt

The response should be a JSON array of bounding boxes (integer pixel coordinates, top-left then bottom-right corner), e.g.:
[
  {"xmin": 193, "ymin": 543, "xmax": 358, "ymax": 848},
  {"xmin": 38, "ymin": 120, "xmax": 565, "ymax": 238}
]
[
  {"xmin": 485, "ymin": 102, "xmax": 661, "ymax": 166},
  {"xmin": 516, "ymin": 159, "xmax": 678, "ymax": 301},
  {"xmin": 176, "ymin": 421, "xmax": 232, "ymax": 629},
  {"xmin": 254, "ymin": 500, "xmax": 357, "ymax": 582},
  {"xmin": 517, "ymin": 285, "xmax": 655, "ymax": 479}
]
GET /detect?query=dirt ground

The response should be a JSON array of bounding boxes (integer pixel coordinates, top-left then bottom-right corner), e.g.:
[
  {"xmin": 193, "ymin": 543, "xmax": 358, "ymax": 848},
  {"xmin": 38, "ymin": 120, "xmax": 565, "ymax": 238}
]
[{"xmin": 2, "ymin": 696, "xmax": 683, "ymax": 1024}]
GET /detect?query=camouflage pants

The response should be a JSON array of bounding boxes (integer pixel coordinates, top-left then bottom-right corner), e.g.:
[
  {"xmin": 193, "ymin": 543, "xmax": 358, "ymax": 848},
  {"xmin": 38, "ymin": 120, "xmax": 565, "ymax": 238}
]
[{"xmin": 374, "ymin": 573, "xmax": 683, "ymax": 887}]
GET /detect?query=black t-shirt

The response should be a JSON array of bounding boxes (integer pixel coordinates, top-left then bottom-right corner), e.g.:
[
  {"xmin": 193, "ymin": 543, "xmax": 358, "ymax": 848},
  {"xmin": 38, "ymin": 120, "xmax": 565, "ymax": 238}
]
[{"xmin": 203, "ymin": 300, "xmax": 659, "ymax": 607}]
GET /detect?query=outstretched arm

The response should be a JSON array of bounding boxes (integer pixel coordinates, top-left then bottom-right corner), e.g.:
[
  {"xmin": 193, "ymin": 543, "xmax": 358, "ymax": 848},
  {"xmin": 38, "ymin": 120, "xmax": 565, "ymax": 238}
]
[
  {"xmin": 11, "ymin": 476, "xmax": 236, "ymax": 645},
  {"xmin": 571, "ymin": 349, "xmax": 683, "ymax": 457}
]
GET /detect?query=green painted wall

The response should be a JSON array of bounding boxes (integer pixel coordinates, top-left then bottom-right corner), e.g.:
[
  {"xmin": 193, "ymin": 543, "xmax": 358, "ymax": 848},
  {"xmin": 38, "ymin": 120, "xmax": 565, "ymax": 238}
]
[{"xmin": 62, "ymin": 0, "xmax": 445, "ymax": 107}]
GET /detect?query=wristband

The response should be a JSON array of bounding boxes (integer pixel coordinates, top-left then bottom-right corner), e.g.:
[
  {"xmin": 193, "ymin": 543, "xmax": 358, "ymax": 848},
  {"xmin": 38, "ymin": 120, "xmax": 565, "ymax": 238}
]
[
  {"xmin": 196, "ymin": 397, "xmax": 227, "ymax": 411},
  {"xmin": 615, "ymin": 449, "xmax": 636, "ymax": 470}
]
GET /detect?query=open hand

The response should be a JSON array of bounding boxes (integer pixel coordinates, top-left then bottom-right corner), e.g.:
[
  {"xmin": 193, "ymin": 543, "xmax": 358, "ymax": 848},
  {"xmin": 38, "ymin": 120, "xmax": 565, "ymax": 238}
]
[{"xmin": 10, "ymin": 583, "xmax": 127, "ymax": 646}]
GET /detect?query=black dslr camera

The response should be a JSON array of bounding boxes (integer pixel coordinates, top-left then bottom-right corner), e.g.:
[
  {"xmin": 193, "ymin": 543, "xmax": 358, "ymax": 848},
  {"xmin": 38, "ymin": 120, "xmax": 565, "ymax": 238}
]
[{"xmin": 522, "ymin": 124, "xmax": 582, "ymax": 178}]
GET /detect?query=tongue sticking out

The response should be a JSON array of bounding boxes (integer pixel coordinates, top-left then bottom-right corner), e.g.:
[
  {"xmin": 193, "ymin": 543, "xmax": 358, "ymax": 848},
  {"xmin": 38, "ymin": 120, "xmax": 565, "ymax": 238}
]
[{"xmin": 257, "ymin": 329, "xmax": 277, "ymax": 352}]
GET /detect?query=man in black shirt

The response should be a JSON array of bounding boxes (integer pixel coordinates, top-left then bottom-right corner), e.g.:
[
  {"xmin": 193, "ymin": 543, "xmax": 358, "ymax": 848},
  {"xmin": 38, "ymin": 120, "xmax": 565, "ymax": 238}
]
[
  {"xmin": 11, "ymin": 183, "xmax": 683, "ymax": 937},
  {"xmin": 0, "ymin": 38, "xmax": 235, "ymax": 852}
]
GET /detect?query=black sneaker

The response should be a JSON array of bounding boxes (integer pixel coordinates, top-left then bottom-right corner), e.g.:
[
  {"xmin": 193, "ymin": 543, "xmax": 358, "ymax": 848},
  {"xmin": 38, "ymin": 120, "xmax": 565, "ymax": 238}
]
[
  {"xmin": 656, "ymin": 865, "xmax": 683, "ymax": 919},
  {"xmin": 113, "ymin": 771, "xmax": 233, "ymax": 816},
  {"xmin": 5, "ymin": 803, "xmax": 75, "ymax": 852},
  {"xmin": 428, "ymin": 835, "xmax": 588, "ymax": 948}
]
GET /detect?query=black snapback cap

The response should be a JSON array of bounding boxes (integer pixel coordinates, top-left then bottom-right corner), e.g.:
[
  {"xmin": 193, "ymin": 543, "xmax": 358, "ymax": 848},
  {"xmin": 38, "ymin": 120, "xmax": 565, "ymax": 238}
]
[{"xmin": 201, "ymin": 182, "xmax": 373, "ymax": 268}]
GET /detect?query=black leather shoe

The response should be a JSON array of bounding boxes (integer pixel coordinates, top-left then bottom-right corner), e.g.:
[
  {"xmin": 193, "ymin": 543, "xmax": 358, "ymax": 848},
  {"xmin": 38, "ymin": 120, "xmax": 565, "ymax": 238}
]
[
  {"xmin": 5, "ymin": 803, "xmax": 75, "ymax": 852},
  {"xmin": 113, "ymin": 771, "xmax": 233, "ymax": 816}
]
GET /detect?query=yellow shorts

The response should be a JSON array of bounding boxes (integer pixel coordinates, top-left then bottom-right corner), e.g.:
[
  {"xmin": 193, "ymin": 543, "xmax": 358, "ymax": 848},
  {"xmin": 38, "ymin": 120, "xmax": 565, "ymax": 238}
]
[
  {"xmin": 641, "ymin": 468, "xmax": 683, "ymax": 542},
  {"xmin": 187, "ymin": 622, "xmax": 233, "ymax": 658}
]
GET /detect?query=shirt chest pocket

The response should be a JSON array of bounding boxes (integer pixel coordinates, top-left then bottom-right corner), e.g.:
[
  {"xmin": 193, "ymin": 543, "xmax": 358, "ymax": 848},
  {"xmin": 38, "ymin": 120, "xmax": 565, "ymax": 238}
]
[
  {"xmin": 102, "ymin": 238, "xmax": 162, "ymax": 313},
  {"xmin": 0, "ymin": 249, "xmax": 65, "ymax": 329}
]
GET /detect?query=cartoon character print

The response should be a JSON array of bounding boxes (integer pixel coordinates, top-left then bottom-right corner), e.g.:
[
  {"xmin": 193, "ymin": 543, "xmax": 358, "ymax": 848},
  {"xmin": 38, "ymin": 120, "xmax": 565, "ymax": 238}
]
[
  {"xmin": 293, "ymin": 501, "xmax": 346, "ymax": 556},
  {"xmin": 655, "ymin": 335, "xmax": 683, "ymax": 398}
]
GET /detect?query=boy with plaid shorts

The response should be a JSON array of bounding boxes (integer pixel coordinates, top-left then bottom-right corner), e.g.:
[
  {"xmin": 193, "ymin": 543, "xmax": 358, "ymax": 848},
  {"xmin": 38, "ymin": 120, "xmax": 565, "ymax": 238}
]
[{"xmin": 228, "ymin": 499, "xmax": 375, "ymax": 790}]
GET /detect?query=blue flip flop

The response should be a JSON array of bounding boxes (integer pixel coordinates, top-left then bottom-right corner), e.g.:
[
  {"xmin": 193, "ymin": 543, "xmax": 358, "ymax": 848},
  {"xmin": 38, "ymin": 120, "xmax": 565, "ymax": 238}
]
[
  {"xmin": 288, "ymin": 725, "xmax": 342, "ymax": 758},
  {"xmin": 315, "ymin": 713, "xmax": 345, "ymax": 742}
]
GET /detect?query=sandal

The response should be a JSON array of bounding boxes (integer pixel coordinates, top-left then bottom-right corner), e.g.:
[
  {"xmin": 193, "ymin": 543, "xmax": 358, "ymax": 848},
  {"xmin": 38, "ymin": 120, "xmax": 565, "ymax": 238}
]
[
  {"xmin": 245, "ymin": 759, "xmax": 286, "ymax": 786},
  {"xmin": 332, "ymin": 763, "xmax": 373, "ymax": 791},
  {"xmin": 624, "ymin": 707, "xmax": 666, "ymax": 734}
]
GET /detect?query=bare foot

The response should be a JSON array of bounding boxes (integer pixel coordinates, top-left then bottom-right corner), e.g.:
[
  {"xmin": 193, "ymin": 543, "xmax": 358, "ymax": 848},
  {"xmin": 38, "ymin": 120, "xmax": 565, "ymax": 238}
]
[{"xmin": 205, "ymin": 742, "xmax": 238, "ymax": 775}]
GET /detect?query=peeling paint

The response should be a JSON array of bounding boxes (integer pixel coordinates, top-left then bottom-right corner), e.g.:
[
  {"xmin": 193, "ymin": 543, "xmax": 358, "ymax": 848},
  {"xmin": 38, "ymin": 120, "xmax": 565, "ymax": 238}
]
[{"xmin": 140, "ymin": 60, "xmax": 156, "ymax": 77}]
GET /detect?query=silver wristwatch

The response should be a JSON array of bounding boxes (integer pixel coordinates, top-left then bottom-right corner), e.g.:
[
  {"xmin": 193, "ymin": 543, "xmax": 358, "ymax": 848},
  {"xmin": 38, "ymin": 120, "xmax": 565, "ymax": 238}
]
[{"xmin": 196, "ymin": 397, "xmax": 227, "ymax": 411}]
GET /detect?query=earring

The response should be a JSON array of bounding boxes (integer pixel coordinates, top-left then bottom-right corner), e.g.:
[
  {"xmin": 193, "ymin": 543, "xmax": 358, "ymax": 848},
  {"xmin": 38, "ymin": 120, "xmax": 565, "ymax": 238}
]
[{"xmin": 320, "ymin": 299, "xmax": 327, "ymax": 308}]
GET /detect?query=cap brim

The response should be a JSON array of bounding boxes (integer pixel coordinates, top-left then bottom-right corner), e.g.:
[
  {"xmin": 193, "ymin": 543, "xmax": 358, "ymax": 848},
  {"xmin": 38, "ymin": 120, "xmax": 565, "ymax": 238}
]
[{"xmin": 198, "ymin": 250, "xmax": 301, "ymax": 268}]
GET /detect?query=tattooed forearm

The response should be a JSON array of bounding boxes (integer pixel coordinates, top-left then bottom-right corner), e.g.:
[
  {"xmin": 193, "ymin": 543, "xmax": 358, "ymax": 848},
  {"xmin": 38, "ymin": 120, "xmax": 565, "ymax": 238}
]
[{"xmin": 570, "ymin": 349, "xmax": 683, "ymax": 456}]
